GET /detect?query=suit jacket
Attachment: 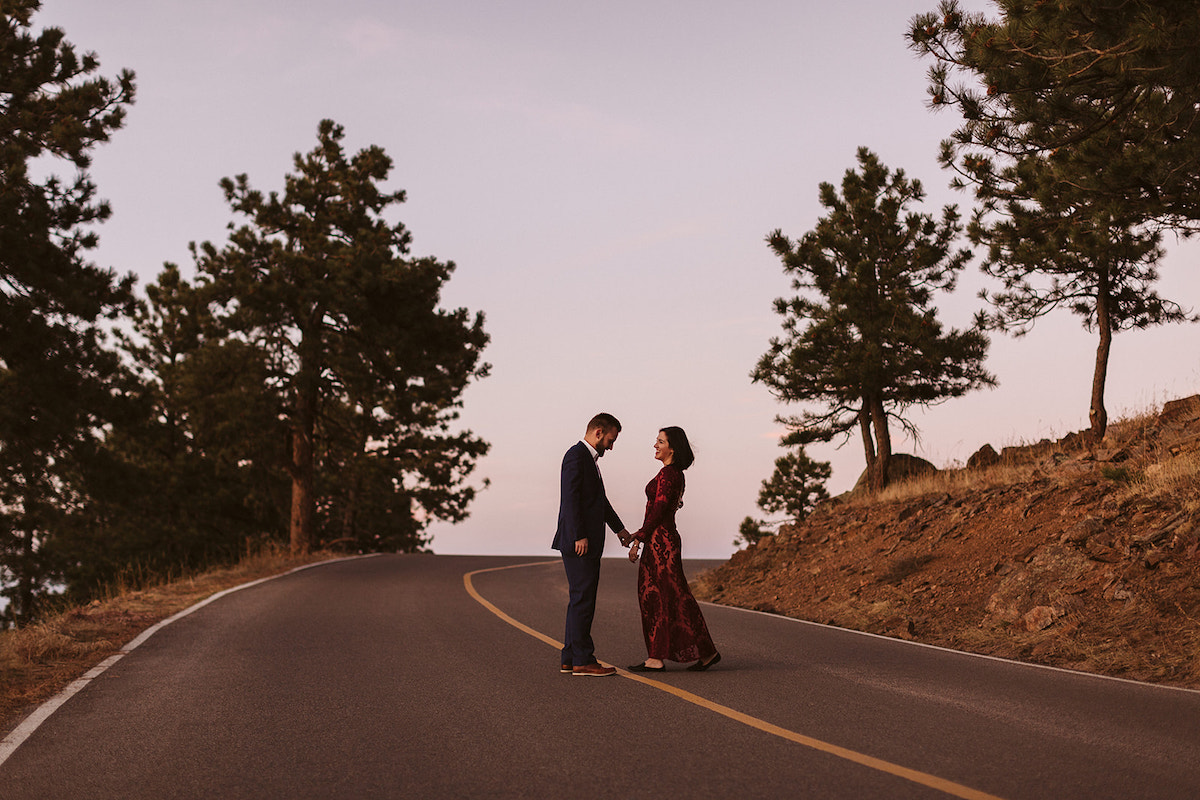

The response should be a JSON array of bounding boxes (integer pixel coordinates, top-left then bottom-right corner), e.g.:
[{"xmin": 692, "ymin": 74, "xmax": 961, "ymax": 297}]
[{"xmin": 552, "ymin": 441, "xmax": 624, "ymax": 559}]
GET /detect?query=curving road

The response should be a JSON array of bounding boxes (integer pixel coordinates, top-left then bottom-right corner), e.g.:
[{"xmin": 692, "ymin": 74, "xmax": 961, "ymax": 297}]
[{"xmin": 1, "ymin": 554, "xmax": 1198, "ymax": 799}]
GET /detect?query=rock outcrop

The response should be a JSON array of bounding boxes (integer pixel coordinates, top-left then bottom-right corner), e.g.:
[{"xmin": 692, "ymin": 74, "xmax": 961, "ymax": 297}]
[{"xmin": 850, "ymin": 453, "xmax": 937, "ymax": 493}]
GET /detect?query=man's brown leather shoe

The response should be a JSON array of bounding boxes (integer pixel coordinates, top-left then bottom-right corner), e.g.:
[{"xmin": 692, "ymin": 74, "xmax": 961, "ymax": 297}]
[
  {"xmin": 560, "ymin": 663, "xmax": 572, "ymax": 673},
  {"xmin": 572, "ymin": 663, "xmax": 616, "ymax": 677}
]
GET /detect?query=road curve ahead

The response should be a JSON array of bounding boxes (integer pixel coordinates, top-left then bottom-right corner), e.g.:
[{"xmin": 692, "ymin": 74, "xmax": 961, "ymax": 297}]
[{"xmin": 2, "ymin": 554, "xmax": 1198, "ymax": 799}]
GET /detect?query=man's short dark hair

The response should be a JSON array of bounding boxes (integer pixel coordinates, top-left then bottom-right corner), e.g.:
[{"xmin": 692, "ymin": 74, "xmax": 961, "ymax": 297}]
[{"xmin": 587, "ymin": 412, "xmax": 622, "ymax": 434}]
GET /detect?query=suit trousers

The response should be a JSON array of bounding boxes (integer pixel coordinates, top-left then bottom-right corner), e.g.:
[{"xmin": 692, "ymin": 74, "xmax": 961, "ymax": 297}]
[{"xmin": 561, "ymin": 555, "xmax": 602, "ymax": 666}]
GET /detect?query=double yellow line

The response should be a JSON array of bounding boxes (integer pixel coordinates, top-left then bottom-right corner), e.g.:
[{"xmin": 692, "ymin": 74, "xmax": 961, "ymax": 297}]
[{"xmin": 464, "ymin": 561, "xmax": 1005, "ymax": 800}]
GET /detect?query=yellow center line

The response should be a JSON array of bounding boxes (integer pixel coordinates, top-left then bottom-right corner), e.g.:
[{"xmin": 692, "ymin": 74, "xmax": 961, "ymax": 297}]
[{"xmin": 464, "ymin": 561, "xmax": 1006, "ymax": 800}]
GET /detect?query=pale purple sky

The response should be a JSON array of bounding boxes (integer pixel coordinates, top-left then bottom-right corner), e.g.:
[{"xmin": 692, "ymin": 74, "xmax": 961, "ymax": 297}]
[{"xmin": 38, "ymin": 1, "xmax": 1200, "ymax": 558}]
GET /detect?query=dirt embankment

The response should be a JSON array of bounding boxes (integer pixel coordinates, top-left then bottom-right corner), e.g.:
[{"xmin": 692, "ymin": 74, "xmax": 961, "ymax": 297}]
[{"xmin": 693, "ymin": 395, "xmax": 1200, "ymax": 688}]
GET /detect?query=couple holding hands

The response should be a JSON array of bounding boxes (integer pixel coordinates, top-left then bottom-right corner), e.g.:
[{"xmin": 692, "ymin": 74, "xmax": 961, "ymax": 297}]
[{"xmin": 552, "ymin": 412, "xmax": 721, "ymax": 676}]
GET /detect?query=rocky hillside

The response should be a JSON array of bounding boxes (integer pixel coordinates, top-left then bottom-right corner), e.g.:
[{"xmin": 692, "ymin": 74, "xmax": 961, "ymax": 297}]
[{"xmin": 693, "ymin": 395, "xmax": 1200, "ymax": 688}]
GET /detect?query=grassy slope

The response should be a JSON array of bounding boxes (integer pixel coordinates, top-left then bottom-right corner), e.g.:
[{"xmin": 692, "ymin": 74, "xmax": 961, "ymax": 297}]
[{"xmin": 695, "ymin": 396, "xmax": 1200, "ymax": 689}]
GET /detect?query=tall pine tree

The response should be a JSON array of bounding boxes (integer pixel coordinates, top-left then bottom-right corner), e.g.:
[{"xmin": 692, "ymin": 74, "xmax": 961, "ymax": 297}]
[
  {"xmin": 753, "ymin": 148, "xmax": 994, "ymax": 492},
  {"xmin": 909, "ymin": 0, "xmax": 1197, "ymax": 439},
  {"xmin": 966, "ymin": 162, "xmax": 1191, "ymax": 440},
  {"xmin": 0, "ymin": 1, "xmax": 136, "ymax": 623},
  {"xmin": 188, "ymin": 120, "xmax": 490, "ymax": 554}
]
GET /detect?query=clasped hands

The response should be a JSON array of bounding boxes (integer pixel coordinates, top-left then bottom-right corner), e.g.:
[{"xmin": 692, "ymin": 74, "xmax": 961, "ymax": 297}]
[
  {"xmin": 618, "ymin": 529, "xmax": 640, "ymax": 562},
  {"xmin": 575, "ymin": 530, "xmax": 640, "ymax": 561}
]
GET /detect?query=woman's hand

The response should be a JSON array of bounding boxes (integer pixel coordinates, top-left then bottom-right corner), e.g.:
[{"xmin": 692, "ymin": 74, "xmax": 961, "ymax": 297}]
[{"xmin": 628, "ymin": 541, "xmax": 640, "ymax": 563}]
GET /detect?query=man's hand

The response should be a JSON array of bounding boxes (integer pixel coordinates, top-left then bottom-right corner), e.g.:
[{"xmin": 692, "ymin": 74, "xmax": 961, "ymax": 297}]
[
  {"xmin": 575, "ymin": 537, "xmax": 588, "ymax": 556},
  {"xmin": 617, "ymin": 529, "xmax": 633, "ymax": 547}
]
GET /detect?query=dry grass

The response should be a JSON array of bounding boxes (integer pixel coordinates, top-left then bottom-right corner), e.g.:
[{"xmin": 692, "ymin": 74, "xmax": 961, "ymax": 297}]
[
  {"xmin": 843, "ymin": 457, "xmax": 1043, "ymax": 508},
  {"xmin": 845, "ymin": 399, "xmax": 1200, "ymax": 510},
  {"xmin": 1104, "ymin": 406, "xmax": 1160, "ymax": 440},
  {"xmin": 1137, "ymin": 449, "xmax": 1200, "ymax": 512},
  {"xmin": 1, "ymin": 545, "xmax": 337, "ymax": 734}
]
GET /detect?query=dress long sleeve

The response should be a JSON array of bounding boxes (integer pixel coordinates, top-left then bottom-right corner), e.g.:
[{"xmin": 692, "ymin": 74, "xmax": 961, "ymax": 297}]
[{"xmin": 633, "ymin": 466, "xmax": 684, "ymax": 542}]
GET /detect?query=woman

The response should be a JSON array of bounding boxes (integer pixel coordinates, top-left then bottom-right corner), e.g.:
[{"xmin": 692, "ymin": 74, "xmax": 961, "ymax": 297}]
[{"xmin": 627, "ymin": 427, "xmax": 720, "ymax": 672}]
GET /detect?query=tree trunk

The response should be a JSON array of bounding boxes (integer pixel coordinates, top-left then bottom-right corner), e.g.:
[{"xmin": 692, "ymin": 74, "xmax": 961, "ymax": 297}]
[
  {"xmin": 858, "ymin": 405, "xmax": 879, "ymax": 492},
  {"xmin": 1089, "ymin": 265, "xmax": 1112, "ymax": 442},
  {"xmin": 289, "ymin": 326, "xmax": 322, "ymax": 555},
  {"xmin": 870, "ymin": 395, "xmax": 892, "ymax": 492},
  {"xmin": 289, "ymin": 395, "xmax": 315, "ymax": 556}
]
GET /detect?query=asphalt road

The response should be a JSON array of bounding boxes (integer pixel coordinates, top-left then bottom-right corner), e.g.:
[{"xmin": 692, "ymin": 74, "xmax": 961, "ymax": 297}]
[{"xmin": 2, "ymin": 554, "xmax": 1198, "ymax": 799}]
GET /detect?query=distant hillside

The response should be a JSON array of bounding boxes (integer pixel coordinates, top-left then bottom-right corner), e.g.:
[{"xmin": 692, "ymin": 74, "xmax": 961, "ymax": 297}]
[{"xmin": 694, "ymin": 395, "xmax": 1200, "ymax": 688}]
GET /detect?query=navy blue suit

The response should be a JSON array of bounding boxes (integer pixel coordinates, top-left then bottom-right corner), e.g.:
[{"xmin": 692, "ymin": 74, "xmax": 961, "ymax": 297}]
[{"xmin": 552, "ymin": 441, "xmax": 625, "ymax": 666}]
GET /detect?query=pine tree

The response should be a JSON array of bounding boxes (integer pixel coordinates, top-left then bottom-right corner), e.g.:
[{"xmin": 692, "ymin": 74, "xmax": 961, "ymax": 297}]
[
  {"xmin": 909, "ymin": 1, "xmax": 1197, "ymax": 439},
  {"xmin": 756, "ymin": 446, "xmax": 831, "ymax": 522},
  {"xmin": 0, "ymin": 1, "xmax": 136, "ymax": 623},
  {"xmin": 909, "ymin": 0, "xmax": 1200, "ymax": 230},
  {"xmin": 49, "ymin": 265, "xmax": 290, "ymax": 602},
  {"xmin": 753, "ymin": 148, "xmax": 994, "ymax": 492},
  {"xmin": 734, "ymin": 517, "xmax": 766, "ymax": 549},
  {"xmin": 967, "ymin": 160, "xmax": 1192, "ymax": 440},
  {"xmin": 189, "ymin": 120, "xmax": 490, "ymax": 554},
  {"xmin": 736, "ymin": 444, "xmax": 830, "ymax": 549}
]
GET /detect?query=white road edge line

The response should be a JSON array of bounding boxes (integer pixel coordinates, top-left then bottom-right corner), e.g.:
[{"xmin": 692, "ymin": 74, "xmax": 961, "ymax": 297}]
[
  {"xmin": 0, "ymin": 554, "xmax": 377, "ymax": 769},
  {"xmin": 700, "ymin": 598, "xmax": 1200, "ymax": 696}
]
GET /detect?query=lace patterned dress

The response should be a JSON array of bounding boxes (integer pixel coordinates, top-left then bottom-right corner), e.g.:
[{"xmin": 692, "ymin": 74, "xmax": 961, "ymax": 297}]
[{"xmin": 633, "ymin": 465, "xmax": 717, "ymax": 663}]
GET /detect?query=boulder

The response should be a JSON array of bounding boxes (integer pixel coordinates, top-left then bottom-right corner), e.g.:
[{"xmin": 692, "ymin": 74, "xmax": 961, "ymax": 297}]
[
  {"xmin": 852, "ymin": 453, "xmax": 937, "ymax": 492},
  {"xmin": 1058, "ymin": 430, "xmax": 1090, "ymax": 452},
  {"xmin": 1158, "ymin": 394, "xmax": 1200, "ymax": 426},
  {"xmin": 967, "ymin": 443, "xmax": 1000, "ymax": 469}
]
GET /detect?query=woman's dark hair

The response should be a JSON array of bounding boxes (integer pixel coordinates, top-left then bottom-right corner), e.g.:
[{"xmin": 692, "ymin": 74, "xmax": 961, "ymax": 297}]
[{"xmin": 661, "ymin": 426, "xmax": 694, "ymax": 470}]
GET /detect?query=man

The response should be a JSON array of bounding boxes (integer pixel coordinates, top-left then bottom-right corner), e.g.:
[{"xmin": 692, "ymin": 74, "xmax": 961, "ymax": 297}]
[{"xmin": 552, "ymin": 412, "xmax": 633, "ymax": 676}]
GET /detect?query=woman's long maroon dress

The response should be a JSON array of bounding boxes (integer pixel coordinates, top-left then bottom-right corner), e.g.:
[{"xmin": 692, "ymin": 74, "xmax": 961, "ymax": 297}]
[{"xmin": 633, "ymin": 465, "xmax": 717, "ymax": 663}]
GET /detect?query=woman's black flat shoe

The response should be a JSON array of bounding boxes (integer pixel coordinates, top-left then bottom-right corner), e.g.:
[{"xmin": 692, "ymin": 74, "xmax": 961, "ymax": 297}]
[
  {"xmin": 627, "ymin": 663, "xmax": 665, "ymax": 672},
  {"xmin": 687, "ymin": 652, "xmax": 721, "ymax": 672}
]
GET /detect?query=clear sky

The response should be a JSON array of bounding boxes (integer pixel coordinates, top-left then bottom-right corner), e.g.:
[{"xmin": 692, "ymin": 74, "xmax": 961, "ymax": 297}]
[{"xmin": 35, "ymin": 1, "xmax": 1200, "ymax": 559}]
